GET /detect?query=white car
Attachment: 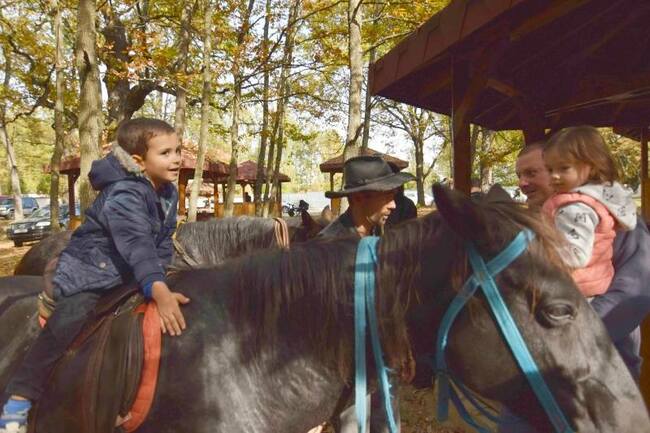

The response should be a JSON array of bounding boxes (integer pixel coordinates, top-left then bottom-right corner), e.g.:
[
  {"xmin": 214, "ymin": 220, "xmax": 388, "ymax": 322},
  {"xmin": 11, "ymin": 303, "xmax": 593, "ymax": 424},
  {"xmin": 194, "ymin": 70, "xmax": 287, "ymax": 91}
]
[{"xmin": 404, "ymin": 190, "xmax": 433, "ymax": 206}]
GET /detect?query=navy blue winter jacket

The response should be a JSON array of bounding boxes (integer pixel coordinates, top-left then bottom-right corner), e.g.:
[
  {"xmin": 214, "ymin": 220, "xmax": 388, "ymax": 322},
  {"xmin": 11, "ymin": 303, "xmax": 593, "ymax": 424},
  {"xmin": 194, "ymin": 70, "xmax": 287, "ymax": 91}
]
[
  {"xmin": 52, "ymin": 145, "xmax": 178, "ymax": 298},
  {"xmin": 591, "ymin": 219, "xmax": 650, "ymax": 380}
]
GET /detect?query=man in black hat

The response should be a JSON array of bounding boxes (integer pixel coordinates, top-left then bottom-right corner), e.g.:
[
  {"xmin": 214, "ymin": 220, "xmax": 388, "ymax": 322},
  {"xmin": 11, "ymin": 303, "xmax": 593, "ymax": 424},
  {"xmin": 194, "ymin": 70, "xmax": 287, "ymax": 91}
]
[
  {"xmin": 319, "ymin": 155, "xmax": 415, "ymax": 239},
  {"xmin": 319, "ymin": 155, "xmax": 414, "ymax": 433}
]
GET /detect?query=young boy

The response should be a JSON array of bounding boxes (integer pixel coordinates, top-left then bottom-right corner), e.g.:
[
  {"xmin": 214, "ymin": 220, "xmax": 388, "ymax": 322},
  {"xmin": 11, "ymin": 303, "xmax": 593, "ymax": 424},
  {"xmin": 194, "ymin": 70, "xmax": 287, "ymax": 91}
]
[{"xmin": 0, "ymin": 118, "xmax": 189, "ymax": 430}]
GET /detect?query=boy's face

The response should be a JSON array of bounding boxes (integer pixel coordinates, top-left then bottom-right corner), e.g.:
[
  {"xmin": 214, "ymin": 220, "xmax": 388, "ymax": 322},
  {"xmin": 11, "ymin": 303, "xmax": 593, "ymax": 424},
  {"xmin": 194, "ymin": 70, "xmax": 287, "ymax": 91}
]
[{"xmin": 133, "ymin": 133, "xmax": 182, "ymax": 188}]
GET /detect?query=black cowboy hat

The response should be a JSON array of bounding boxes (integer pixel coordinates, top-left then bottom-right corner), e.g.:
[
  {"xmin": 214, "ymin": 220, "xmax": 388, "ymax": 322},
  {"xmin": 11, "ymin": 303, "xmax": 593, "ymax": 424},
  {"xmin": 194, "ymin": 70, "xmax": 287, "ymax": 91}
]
[{"xmin": 325, "ymin": 155, "xmax": 415, "ymax": 198}]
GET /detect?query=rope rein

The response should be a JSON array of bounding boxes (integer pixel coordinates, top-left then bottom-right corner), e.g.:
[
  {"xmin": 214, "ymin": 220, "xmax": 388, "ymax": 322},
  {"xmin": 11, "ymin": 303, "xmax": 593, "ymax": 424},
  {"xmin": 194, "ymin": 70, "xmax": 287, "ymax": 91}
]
[{"xmin": 273, "ymin": 217, "xmax": 290, "ymax": 249}]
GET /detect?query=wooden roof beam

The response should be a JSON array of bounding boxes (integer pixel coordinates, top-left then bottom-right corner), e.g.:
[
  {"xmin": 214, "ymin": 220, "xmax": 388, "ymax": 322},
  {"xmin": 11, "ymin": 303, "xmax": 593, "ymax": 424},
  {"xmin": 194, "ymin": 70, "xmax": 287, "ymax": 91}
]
[{"xmin": 510, "ymin": 0, "xmax": 590, "ymax": 41}]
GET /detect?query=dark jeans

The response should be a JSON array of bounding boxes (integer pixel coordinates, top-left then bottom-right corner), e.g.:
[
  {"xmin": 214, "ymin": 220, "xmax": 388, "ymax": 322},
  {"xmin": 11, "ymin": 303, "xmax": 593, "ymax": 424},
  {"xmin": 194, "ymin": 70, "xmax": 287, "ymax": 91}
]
[
  {"xmin": 5, "ymin": 290, "xmax": 102, "ymax": 401},
  {"xmin": 334, "ymin": 379, "xmax": 401, "ymax": 433}
]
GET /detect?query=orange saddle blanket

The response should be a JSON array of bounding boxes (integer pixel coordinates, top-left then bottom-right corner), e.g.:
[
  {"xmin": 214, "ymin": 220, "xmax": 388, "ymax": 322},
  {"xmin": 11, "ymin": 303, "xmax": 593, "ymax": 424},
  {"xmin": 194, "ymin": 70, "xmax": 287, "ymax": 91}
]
[{"xmin": 34, "ymin": 292, "xmax": 161, "ymax": 433}]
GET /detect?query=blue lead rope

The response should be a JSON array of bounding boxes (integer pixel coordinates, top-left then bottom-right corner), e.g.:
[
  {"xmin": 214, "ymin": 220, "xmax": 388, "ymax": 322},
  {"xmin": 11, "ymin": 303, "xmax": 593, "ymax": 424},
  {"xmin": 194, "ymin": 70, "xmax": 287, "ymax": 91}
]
[
  {"xmin": 354, "ymin": 236, "xmax": 398, "ymax": 433},
  {"xmin": 435, "ymin": 230, "xmax": 575, "ymax": 433}
]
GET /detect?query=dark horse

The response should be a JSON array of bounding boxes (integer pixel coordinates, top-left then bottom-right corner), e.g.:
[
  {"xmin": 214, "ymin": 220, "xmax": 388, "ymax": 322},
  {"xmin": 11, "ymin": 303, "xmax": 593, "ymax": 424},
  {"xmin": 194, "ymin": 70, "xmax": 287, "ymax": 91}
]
[
  {"xmin": 2, "ymin": 186, "xmax": 648, "ymax": 432},
  {"xmin": 12, "ymin": 211, "xmax": 326, "ymax": 276}
]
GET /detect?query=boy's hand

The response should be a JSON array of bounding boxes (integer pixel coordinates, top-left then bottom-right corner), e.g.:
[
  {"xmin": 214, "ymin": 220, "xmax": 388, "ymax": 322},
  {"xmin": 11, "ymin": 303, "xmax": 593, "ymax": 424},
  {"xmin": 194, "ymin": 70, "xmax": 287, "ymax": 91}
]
[{"xmin": 151, "ymin": 281, "xmax": 190, "ymax": 336}]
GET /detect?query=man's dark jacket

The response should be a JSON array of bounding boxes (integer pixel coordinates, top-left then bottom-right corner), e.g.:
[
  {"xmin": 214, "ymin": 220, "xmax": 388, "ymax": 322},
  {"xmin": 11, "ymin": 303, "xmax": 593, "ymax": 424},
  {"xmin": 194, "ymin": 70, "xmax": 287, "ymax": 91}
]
[
  {"xmin": 591, "ymin": 219, "xmax": 650, "ymax": 380},
  {"xmin": 386, "ymin": 192, "xmax": 417, "ymax": 226},
  {"xmin": 53, "ymin": 145, "xmax": 178, "ymax": 298}
]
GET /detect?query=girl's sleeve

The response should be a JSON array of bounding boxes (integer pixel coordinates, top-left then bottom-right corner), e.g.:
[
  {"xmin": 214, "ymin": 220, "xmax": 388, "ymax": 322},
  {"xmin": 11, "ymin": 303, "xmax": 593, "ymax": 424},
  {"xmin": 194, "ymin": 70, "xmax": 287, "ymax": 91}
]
[{"xmin": 554, "ymin": 202, "xmax": 599, "ymax": 268}]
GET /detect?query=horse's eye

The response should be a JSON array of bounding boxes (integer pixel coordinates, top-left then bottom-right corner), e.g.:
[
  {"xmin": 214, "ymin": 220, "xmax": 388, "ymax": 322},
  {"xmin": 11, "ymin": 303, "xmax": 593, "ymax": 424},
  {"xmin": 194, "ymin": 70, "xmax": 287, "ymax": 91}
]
[{"xmin": 540, "ymin": 303, "xmax": 575, "ymax": 326}]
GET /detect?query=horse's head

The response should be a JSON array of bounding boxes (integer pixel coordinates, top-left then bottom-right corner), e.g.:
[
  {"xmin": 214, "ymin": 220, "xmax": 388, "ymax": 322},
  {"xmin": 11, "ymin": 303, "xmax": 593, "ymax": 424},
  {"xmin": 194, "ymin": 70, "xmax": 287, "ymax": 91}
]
[
  {"xmin": 430, "ymin": 184, "xmax": 649, "ymax": 432},
  {"xmin": 286, "ymin": 209, "xmax": 328, "ymax": 242}
]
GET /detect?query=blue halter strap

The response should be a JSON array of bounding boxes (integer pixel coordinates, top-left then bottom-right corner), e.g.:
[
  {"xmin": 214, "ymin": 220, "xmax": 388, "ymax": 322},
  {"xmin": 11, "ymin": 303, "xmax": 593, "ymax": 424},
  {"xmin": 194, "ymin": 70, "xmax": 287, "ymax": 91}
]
[
  {"xmin": 353, "ymin": 236, "xmax": 398, "ymax": 433},
  {"xmin": 435, "ymin": 229, "xmax": 575, "ymax": 433}
]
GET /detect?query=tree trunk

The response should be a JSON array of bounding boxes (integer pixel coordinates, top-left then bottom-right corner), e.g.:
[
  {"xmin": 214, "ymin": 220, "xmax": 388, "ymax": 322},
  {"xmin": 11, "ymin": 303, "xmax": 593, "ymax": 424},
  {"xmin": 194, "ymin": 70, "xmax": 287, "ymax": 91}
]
[
  {"xmin": 254, "ymin": 0, "xmax": 272, "ymax": 216},
  {"xmin": 187, "ymin": 2, "xmax": 213, "ymax": 223},
  {"xmin": 76, "ymin": 0, "xmax": 103, "ymax": 215},
  {"xmin": 50, "ymin": 0, "xmax": 65, "ymax": 231},
  {"xmin": 271, "ymin": 87, "xmax": 287, "ymax": 210},
  {"xmin": 361, "ymin": 2, "xmax": 380, "ymax": 152},
  {"xmin": 173, "ymin": 1, "xmax": 193, "ymax": 140},
  {"xmin": 224, "ymin": 0, "xmax": 256, "ymax": 217},
  {"xmin": 343, "ymin": 0, "xmax": 363, "ymax": 162},
  {"xmin": 360, "ymin": 46, "xmax": 375, "ymax": 152},
  {"xmin": 414, "ymin": 134, "xmax": 425, "ymax": 206},
  {"xmin": 261, "ymin": 0, "xmax": 300, "ymax": 217},
  {"xmin": 0, "ymin": 46, "xmax": 23, "ymax": 220},
  {"xmin": 261, "ymin": 110, "xmax": 278, "ymax": 217}
]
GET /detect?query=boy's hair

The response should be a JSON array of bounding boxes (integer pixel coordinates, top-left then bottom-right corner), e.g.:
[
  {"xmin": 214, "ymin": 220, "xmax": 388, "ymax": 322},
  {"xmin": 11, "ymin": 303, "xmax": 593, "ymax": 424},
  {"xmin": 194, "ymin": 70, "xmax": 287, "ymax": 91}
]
[
  {"xmin": 544, "ymin": 125, "xmax": 618, "ymax": 183},
  {"xmin": 116, "ymin": 118, "xmax": 176, "ymax": 157}
]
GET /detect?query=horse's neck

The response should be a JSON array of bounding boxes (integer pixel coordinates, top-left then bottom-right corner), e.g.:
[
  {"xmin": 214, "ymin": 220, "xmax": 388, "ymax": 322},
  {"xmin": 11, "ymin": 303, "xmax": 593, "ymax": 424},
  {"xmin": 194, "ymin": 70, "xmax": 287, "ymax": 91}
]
[{"xmin": 379, "ymin": 214, "xmax": 454, "ymax": 294}]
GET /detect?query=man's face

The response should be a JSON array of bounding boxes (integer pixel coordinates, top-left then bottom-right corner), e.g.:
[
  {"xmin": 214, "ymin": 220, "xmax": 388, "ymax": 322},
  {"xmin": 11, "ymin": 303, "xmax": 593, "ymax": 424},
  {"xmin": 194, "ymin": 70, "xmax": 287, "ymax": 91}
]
[
  {"xmin": 350, "ymin": 189, "xmax": 397, "ymax": 227},
  {"xmin": 516, "ymin": 148, "xmax": 553, "ymax": 208}
]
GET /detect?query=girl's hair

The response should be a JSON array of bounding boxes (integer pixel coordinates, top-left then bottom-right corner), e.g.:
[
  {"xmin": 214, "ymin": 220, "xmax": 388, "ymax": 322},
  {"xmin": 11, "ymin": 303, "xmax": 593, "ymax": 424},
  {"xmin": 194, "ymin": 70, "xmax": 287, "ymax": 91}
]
[
  {"xmin": 116, "ymin": 118, "xmax": 175, "ymax": 157},
  {"xmin": 544, "ymin": 125, "xmax": 618, "ymax": 183}
]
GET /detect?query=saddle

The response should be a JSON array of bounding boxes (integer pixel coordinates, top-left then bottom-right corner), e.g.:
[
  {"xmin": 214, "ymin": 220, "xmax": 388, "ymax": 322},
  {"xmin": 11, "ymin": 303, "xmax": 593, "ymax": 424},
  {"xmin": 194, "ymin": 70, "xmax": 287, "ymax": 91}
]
[{"xmin": 30, "ymin": 283, "xmax": 161, "ymax": 433}]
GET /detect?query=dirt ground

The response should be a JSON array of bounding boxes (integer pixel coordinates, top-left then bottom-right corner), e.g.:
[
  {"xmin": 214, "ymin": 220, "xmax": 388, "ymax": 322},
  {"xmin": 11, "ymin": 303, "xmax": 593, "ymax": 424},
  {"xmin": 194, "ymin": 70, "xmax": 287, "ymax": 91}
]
[{"xmin": 0, "ymin": 217, "xmax": 475, "ymax": 433}]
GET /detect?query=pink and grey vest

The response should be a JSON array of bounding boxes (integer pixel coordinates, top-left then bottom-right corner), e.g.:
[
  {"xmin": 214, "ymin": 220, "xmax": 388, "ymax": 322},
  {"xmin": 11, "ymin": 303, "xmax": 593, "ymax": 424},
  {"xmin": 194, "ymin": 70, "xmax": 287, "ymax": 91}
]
[{"xmin": 543, "ymin": 192, "xmax": 616, "ymax": 297}]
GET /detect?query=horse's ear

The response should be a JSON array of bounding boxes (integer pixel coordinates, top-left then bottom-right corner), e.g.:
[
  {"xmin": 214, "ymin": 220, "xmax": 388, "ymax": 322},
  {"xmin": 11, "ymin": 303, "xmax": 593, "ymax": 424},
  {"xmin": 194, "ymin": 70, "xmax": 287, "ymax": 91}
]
[
  {"xmin": 301, "ymin": 209, "xmax": 317, "ymax": 230},
  {"xmin": 320, "ymin": 205, "xmax": 333, "ymax": 223},
  {"xmin": 485, "ymin": 184, "xmax": 513, "ymax": 204},
  {"xmin": 433, "ymin": 183, "xmax": 487, "ymax": 241}
]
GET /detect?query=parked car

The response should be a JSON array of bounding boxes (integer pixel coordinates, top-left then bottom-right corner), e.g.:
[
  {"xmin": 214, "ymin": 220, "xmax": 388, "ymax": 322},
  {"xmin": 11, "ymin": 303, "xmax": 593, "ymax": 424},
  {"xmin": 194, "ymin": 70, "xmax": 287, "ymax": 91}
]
[
  {"xmin": 6, "ymin": 204, "xmax": 77, "ymax": 247},
  {"xmin": 0, "ymin": 196, "xmax": 44, "ymax": 219},
  {"xmin": 404, "ymin": 190, "xmax": 433, "ymax": 206}
]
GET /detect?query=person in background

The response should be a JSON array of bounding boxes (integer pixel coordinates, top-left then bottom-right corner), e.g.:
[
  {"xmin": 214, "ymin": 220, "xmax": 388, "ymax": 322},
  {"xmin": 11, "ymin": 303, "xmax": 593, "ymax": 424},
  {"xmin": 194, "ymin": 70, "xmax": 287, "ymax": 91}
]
[
  {"xmin": 319, "ymin": 155, "xmax": 415, "ymax": 433},
  {"xmin": 470, "ymin": 178, "xmax": 484, "ymax": 202},
  {"xmin": 386, "ymin": 162, "xmax": 417, "ymax": 226}
]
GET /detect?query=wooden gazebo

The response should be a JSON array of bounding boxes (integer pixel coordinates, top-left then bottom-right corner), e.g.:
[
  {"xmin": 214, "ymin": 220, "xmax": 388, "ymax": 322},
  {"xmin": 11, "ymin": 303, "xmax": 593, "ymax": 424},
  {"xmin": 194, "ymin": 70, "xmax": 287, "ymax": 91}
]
[
  {"xmin": 212, "ymin": 160, "xmax": 290, "ymax": 217},
  {"xmin": 177, "ymin": 146, "xmax": 229, "ymax": 217},
  {"xmin": 369, "ymin": 0, "xmax": 650, "ymax": 214},
  {"xmin": 369, "ymin": 0, "xmax": 650, "ymax": 404},
  {"xmin": 319, "ymin": 148, "xmax": 409, "ymax": 214}
]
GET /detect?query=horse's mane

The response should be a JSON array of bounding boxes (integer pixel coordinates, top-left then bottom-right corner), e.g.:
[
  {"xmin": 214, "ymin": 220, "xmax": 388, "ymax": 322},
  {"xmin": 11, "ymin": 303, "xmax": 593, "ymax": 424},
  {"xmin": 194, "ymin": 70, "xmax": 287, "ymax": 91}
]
[
  {"xmin": 227, "ymin": 198, "xmax": 566, "ymax": 380},
  {"xmin": 170, "ymin": 217, "xmax": 277, "ymax": 271},
  {"xmin": 230, "ymin": 213, "xmax": 445, "ymax": 380},
  {"xmin": 445, "ymin": 200, "xmax": 570, "ymax": 306}
]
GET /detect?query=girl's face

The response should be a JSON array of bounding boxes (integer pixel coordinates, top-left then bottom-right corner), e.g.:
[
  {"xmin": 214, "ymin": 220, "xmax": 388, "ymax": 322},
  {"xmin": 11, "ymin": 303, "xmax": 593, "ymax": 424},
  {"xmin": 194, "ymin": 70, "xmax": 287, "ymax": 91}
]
[{"xmin": 543, "ymin": 147, "xmax": 592, "ymax": 193}]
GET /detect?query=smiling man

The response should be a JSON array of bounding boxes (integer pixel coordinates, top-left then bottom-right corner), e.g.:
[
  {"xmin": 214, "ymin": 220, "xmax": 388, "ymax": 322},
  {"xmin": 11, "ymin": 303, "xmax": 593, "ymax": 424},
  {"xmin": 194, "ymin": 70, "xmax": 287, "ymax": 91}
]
[{"xmin": 515, "ymin": 142, "xmax": 554, "ymax": 208}]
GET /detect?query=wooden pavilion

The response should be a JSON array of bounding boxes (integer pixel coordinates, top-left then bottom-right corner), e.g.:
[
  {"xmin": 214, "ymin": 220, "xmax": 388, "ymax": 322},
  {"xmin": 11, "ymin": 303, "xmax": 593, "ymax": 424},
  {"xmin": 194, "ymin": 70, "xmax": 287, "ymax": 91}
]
[
  {"xmin": 319, "ymin": 148, "xmax": 409, "ymax": 214},
  {"xmin": 212, "ymin": 160, "xmax": 290, "ymax": 217},
  {"xmin": 369, "ymin": 0, "xmax": 650, "ymax": 219},
  {"xmin": 369, "ymin": 0, "xmax": 650, "ymax": 405}
]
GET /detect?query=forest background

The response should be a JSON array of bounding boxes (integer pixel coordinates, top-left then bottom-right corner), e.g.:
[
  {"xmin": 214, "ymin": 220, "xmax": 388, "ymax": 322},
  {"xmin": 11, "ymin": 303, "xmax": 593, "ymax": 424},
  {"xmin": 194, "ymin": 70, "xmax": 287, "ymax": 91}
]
[{"xmin": 0, "ymin": 0, "xmax": 641, "ymax": 220}]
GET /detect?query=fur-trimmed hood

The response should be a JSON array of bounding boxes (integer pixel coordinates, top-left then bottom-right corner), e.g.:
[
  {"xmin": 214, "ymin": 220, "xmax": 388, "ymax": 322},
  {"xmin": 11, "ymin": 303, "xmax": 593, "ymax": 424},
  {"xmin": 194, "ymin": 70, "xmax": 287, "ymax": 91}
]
[{"xmin": 89, "ymin": 143, "xmax": 144, "ymax": 191}]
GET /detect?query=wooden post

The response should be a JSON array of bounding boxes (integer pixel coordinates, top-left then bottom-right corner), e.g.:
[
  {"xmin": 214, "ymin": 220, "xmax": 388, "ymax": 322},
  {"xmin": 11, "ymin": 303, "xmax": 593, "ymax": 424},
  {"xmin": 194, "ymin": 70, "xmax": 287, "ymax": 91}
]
[
  {"xmin": 517, "ymin": 99, "xmax": 547, "ymax": 145},
  {"xmin": 178, "ymin": 171, "xmax": 188, "ymax": 217},
  {"xmin": 452, "ymin": 61, "xmax": 472, "ymax": 195},
  {"xmin": 639, "ymin": 126, "xmax": 650, "ymax": 409},
  {"xmin": 213, "ymin": 176, "xmax": 219, "ymax": 218},
  {"xmin": 642, "ymin": 127, "xmax": 649, "ymax": 222},
  {"xmin": 68, "ymin": 173, "xmax": 79, "ymax": 216}
]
